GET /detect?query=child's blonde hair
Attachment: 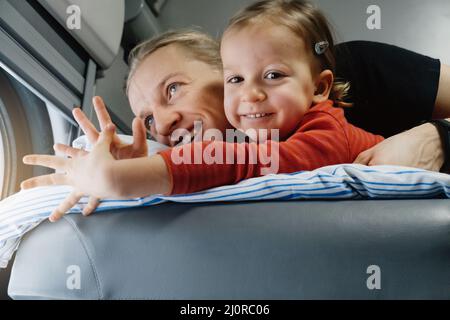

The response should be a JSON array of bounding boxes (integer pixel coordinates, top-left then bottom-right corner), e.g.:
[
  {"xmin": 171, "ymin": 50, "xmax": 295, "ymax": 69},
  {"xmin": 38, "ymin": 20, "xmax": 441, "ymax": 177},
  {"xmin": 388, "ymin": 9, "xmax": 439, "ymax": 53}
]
[
  {"xmin": 126, "ymin": 29, "xmax": 221, "ymax": 95},
  {"xmin": 225, "ymin": 0, "xmax": 350, "ymax": 105}
]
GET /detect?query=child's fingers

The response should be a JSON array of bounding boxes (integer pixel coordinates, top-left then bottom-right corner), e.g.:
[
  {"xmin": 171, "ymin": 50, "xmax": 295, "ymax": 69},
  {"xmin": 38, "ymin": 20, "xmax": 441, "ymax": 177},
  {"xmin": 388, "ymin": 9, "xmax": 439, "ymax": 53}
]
[
  {"xmin": 92, "ymin": 97, "xmax": 122, "ymax": 144},
  {"xmin": 93, "ymin": 124, "xmax": 116, "ymax": 155},
  {"xmin": 82, "ymin": 197, "xmax": 100, "ymax": 216},
  {"xmin": 98, "ymin": 124, "xmax": 116, "ymax": 145},
  {"xmin": 74, "ymin": 101, "xmax": 121, "ymax": 146},
  {"xmin": 49, "ymin": 191, "xmax": 82, "ymax": 222},
  {"xmin": 73, "ymin": 108, "xmax": 99, "ymax": 144},
  {"xmin": 20, "ymin": 173, "xmax": 68, "ymax": 189},
  {"xmin": 54, "ymin": 143, "xmax": 88, "ymax": 158},
  {"xmin": 132, "ymin": 117, "xmax": 147, "ymax": 152},
  {"xmin": 23, "ymin": 154, "xmax": 67, "ymax": 170},
  {"xmin": 93, "ymin": 96, "xmax": 113, "ymax": 130}
]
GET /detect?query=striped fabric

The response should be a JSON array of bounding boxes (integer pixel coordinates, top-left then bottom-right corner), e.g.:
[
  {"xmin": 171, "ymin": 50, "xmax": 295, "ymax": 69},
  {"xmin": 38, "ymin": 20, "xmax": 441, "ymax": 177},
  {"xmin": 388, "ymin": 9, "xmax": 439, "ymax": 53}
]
[{"xmin": 1, "ymin": 164, "xmax": 449, "ymax": 268}]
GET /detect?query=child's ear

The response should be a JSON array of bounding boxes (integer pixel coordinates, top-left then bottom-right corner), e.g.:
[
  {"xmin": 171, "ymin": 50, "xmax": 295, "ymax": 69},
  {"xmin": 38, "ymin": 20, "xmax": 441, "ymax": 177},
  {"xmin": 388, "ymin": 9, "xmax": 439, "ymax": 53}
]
[{"xmin": 312, "ymin": 70, "xmax": 333, "ymax": 104}]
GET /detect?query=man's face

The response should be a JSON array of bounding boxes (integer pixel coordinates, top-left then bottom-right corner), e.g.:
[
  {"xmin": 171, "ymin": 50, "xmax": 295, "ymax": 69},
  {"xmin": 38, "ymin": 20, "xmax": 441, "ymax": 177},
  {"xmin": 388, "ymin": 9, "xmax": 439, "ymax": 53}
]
[{"xmin": 128, "ymin": 44, "xmax": 231, "ymax": 146}]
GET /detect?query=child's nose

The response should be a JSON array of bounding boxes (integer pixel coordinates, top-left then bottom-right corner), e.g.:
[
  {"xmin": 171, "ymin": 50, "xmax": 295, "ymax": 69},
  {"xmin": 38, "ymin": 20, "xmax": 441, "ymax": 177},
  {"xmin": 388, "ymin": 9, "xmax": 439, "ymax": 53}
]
[{"xmin": 241, "ymin": 86, "xmax": 267, "ymax": 103}]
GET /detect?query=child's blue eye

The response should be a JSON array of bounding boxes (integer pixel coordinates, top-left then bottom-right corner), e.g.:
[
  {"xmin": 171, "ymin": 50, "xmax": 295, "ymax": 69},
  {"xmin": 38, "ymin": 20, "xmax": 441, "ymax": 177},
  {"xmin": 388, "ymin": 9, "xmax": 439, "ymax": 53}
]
[
  {"xmin": 265, "ymin": 72, "xmax": 284, "ymax": 80},
  {"xmin": 227, "ymin": 76, "xmax": 243, "ymax": 84}
]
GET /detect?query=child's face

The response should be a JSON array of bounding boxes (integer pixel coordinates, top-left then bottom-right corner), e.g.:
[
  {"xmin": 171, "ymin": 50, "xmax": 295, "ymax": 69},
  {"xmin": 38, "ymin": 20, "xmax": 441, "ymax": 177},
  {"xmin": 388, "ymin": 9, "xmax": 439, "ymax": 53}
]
[{"xmin": 221, "ymin": 23, "xmax": 317, "ymax": 141}]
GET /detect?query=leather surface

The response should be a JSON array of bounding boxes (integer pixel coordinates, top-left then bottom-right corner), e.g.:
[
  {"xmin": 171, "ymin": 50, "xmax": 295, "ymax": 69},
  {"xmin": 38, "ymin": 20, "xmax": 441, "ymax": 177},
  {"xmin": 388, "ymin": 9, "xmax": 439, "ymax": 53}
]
[{"xmin": 8, "ymin": 199, "xmax": 450, "ymax": 299}]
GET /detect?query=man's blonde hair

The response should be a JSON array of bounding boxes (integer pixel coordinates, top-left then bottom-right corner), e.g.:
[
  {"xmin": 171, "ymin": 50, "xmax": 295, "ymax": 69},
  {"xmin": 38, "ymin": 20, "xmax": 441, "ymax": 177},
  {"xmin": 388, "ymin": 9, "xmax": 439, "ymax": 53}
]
[
  {"xmin": 225, "ymin": 0, "xmax": 350, "ymax": 105},
  {"xmin": 126, "ymin": 29, "xmax": 221, "ymax": 95}
]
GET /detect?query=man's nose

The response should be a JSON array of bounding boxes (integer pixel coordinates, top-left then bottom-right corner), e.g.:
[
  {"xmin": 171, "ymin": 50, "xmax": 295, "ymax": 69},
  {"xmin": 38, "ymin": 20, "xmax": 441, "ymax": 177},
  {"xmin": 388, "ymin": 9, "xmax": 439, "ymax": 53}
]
[
  {"xmin": 153, "ymin": 107, "xmax": 182, "ymax": 138},
  {"xmin": 241, "ymin": 83, "xmax": 266, "ymax": 103}
]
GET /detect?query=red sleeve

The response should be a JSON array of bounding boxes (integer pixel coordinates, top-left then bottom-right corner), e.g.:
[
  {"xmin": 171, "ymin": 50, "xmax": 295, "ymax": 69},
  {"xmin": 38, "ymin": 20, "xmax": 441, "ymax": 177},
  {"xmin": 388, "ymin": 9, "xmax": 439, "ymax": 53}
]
[{"xmin": 159, "ymin": 103, "xmax": 383, "ymax": 195}]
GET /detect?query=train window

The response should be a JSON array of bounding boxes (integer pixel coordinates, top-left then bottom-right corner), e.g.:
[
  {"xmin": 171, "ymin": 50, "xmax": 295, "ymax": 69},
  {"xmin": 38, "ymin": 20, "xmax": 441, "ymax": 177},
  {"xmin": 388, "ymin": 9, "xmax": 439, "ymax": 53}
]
[
  {"xmin": 0, "ymin": 123, "xmax": 4, "ymax": 197},
  {"xmin": 0, "ymin": 66, "xmax": 77, "ymax": 200}
]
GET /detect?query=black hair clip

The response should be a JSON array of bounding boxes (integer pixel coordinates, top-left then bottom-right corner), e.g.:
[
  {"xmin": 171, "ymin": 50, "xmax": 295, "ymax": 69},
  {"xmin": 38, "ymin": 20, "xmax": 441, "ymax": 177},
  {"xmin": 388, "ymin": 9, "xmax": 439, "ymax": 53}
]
[{"xmin": 314, "ymin": 41, "xmax": 329, "ymax": 55}]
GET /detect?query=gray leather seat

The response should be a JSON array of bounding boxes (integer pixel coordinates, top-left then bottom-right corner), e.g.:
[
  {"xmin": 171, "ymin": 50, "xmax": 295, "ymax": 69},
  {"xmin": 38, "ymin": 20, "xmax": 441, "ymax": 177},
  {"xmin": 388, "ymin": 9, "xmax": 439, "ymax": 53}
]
[{"xmin": 7, "ymin": 199, "xmax": 450, "ymax": 299}]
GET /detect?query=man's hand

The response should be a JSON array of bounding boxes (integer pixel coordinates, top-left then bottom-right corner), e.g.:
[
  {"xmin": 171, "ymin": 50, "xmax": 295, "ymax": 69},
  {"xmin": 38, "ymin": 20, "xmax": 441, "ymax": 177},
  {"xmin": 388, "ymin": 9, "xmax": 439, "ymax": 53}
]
[
  {"xmin": 21, "ymin": 124, "xmax": 118, "ymax": 222},
  {"xmin": 354, "ymin": 123, "xmax": 444, "ymax": 171}
]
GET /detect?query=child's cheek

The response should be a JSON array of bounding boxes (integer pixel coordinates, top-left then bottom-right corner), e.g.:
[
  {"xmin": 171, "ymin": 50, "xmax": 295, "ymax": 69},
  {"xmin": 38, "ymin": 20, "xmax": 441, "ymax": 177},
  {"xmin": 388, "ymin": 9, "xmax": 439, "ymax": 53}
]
[
  {"xmin": 276, "ymin": 93, "xmax": 310, "ymax": 116},
  {"xmin": 272, "ymin": 94, "xmax": 309, "ymax": 135},
  {"xmin": 223, "ymin": 93, "xmax": 240, "ymax": 128}
]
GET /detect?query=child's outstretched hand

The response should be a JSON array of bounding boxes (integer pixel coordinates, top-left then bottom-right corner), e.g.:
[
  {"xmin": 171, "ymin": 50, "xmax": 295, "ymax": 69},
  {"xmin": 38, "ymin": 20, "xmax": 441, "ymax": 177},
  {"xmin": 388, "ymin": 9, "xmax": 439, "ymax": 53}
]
[
  {"xmin": 74, "ymin": 96, "xmax": 148, "ymax": 160},
  {"xmin": 46, "ymin": 96, "xmax": 149, "ymax": 221},
  {"xmin": 21, "ymin": 124, "xmax": 118, "ymax": 223}
]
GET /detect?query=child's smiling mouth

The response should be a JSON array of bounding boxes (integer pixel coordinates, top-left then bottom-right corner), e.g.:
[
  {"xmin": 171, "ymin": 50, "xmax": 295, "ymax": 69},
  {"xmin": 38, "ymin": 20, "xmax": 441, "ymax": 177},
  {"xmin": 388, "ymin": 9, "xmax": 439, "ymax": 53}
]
[{"xmin": 241, "ymin": 112, "xmax": 274, "ymax": 119}]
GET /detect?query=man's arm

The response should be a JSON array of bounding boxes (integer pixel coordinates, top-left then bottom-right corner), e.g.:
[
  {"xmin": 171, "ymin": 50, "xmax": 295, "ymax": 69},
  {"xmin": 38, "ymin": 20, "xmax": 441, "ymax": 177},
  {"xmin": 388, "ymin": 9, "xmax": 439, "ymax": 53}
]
[
  {"xmin": 354, "ymin": 123, "xmax": 444, "ymax": 172},
  {"xmin": 355, "ymin": 63, "xmax": 450, "ymax": 172},
  {"xmin": 433, "ymin": 63, "xmax": 450, "ymax": 119}
]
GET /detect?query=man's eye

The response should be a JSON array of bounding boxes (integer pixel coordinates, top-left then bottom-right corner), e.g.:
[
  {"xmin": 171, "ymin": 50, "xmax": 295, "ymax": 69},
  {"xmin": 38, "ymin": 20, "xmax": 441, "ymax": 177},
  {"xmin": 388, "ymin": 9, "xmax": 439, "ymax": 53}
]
[
  {"xmin": 265, "ymin": 72, "xmax": 284, "ymax": 80},
  {"xmin": 167, "ymin": 83, "xmax": 180, "ymax": 99},
  {"xmin": 144, "ymin": 115, "xmax": 154, "ymax": 130},
  {"xmin": 227, "ymin": 76, "xmax": 243, "ymax": 84}
]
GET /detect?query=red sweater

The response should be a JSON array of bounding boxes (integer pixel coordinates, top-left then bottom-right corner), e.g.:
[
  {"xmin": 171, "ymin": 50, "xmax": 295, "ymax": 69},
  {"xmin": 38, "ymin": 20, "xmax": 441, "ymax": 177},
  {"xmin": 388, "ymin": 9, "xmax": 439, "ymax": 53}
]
[{"xmin": 159, "ymin": 100, "xmax": 384, "ymax": 195}]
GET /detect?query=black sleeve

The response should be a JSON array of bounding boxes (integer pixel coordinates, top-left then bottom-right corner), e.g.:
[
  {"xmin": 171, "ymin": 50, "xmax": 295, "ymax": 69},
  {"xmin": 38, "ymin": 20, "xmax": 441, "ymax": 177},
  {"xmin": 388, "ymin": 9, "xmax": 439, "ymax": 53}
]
[{"xmin": 334, "ymin": 40, "xmax": 441, "ymax": 137}]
